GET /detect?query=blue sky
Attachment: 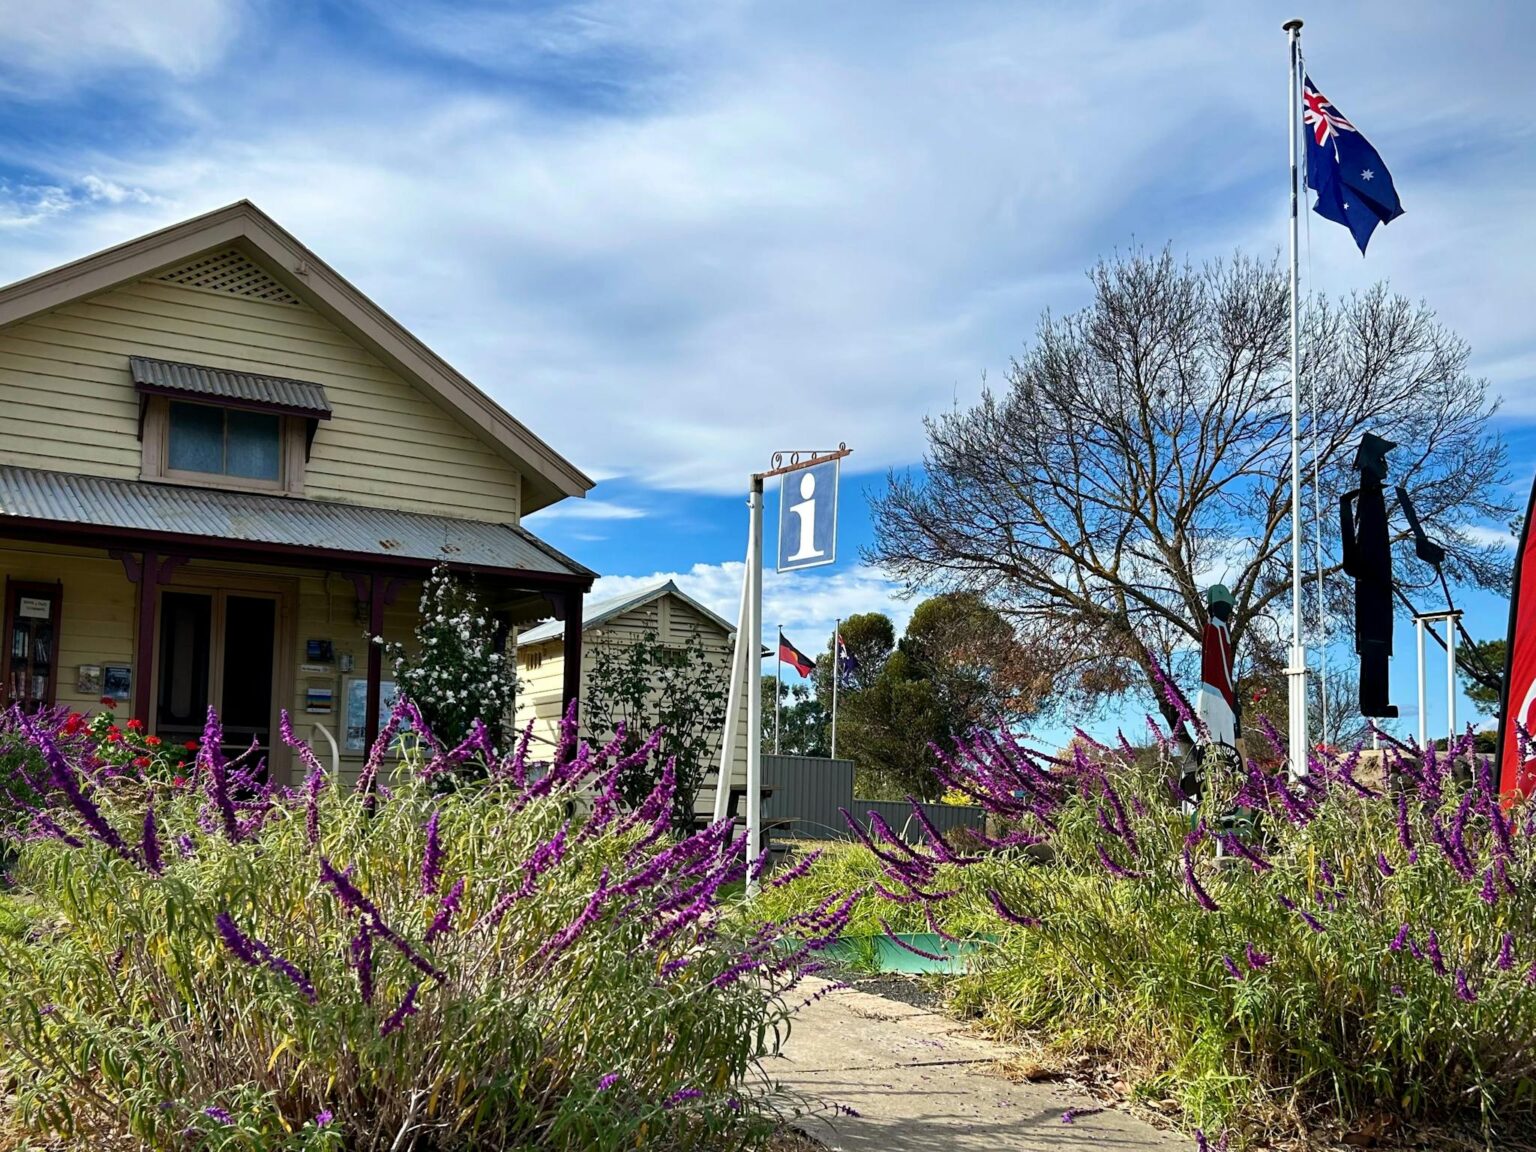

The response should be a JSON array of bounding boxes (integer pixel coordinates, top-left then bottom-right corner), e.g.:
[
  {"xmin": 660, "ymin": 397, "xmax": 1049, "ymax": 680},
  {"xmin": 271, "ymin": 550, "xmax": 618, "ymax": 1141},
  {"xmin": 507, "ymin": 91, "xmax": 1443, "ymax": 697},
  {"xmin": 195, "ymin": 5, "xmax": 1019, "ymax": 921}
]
[{"xmin": 1, "ymin": 0, "xmax": 1532, "ymax": 741}]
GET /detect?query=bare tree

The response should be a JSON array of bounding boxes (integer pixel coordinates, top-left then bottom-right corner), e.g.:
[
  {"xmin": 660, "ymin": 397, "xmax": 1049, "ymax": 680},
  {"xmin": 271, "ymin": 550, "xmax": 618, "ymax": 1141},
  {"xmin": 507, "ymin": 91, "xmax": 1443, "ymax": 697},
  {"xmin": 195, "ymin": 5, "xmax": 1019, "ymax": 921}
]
[{"xmin": 869, "ymin": 247, "xmax": 1510, "ymax": 731}]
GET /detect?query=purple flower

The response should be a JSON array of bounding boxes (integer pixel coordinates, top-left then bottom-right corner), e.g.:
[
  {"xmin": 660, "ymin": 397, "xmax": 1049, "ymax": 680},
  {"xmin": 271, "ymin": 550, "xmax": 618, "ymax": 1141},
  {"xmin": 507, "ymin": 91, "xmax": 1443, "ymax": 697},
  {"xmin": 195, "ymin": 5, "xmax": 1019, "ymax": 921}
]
[
  {"xmin": 421, "ymin": 809, "xmax": 443, "ymax": 896},
  {"xmin": 1221, "ymin": 954, "xmax": 1244, "ymax": 981},
  {"xmin": 1395, "ymin": 791, "xmax": 1414, "ymax": 853},
  {"xmin": 664, "ymin": 1087, "xmax": 703, "ymax": 1109},
  {"xmin": 380, "ymin": 982, "xmax": 421, "ymax": 1037},
  {"xmin": 878, "ymin": 919, "xmax": 949, "ymax": 962},
  {"xmin": 597, "ymin": 1073, "xmax": 620, "ymax": 1092},
  {"xmin": 424, "ymin": 877, "xmax": 465, "ymax": 945},
  {"xmin": 1244, "ymin": 944, "xmax": 1271, "ymax": 970},
  {"xmin": 1499, "ymin": 933, "xmax": 1515, "ymax": 972},
  {"xmin": 204, "ymin": 1107, "xmax": 233, "ymax": 1124},
  {"xmin": 215, "ymin": 912, "xmax": 259, "ymax": 965},
  {"xmin": 1427, "ymin": 929, "xmax": 1446, "ymax": 976},
  {"xmin": 1455, "ymin": 968, "xmax": 1477, "ymax": 1003},
  {"xmin": 214, "ymin": 912, "xmax": 317, "ymax": 1002},
  {"xmin": 304, "ymin": 767, "xmax": 324, "ymax": 847},
  {"xmin": 1095, "ymin": 844, "xmax": 1144, "ymax": 879},
  {"xmin": 350, "ymin": 929, "xmax": 375, "ymax": 1005},
  {"xmin": 1181, "ymin": 831, "xmax": 1220, "ymax": 913},
  {"xmin": 1390, "ymin": 984, "xmax": 1404, "ymax": 997},
  {"xmin": 767, "ymin": 847, "xmax": 824, "ymax": 890},
  {"xmin": 1480, "ymin": 869, "xmax": 1498, "ymax": 906},
  {"xmin": 314, "ymin": 1110, "xmax": 333, "ymax": 1128},
  {"xmin": 1389, "ymin": 924, "xmax": 1412, "ymax": 953},
  {"xmin": 141, "ymin": 804, "xmax": 163, "ymax": 874},
  {"xmin": 1374, "ymin": 852, "xmax": 1395, "ymax": 878},
  {"xmin": 986, "ymin": 889, "xmax": 1040, "ymax": 928}
]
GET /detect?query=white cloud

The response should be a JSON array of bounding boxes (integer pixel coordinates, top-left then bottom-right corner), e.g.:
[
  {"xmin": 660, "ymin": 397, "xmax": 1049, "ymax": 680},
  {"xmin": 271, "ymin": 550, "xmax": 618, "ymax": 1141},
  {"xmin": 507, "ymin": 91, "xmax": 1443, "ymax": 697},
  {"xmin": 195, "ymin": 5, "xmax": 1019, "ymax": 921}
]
[
  {"xmin": 0, "ymin": 0, "xmax": 244, "ymax": 84},
  {"xmin": 527, "ymin": 499, "xmax": 647, "ymax": 522},
  {"xmin": 590, "ymin": 560, "xmax": 913, "ymax": 645},
  {"xmin": 1461, "ymin": 524, "xmax": 1519, "ymax": 550},
  {"xmin": 0, "ymin": 0, "xmax": 1530, "ymax": 497}
]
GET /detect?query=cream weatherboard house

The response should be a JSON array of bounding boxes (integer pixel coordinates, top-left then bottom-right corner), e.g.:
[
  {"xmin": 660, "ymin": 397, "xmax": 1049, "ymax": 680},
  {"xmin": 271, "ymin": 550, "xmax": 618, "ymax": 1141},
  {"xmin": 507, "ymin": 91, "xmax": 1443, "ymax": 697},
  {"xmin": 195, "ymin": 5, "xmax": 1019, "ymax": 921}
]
[
  {"xmin": 0, "ymin": 201, "xmax": 596, "ymax": 783},
  {"xmin": 513, "ymin": 580, "xmax": 750, "ymax": 815}
]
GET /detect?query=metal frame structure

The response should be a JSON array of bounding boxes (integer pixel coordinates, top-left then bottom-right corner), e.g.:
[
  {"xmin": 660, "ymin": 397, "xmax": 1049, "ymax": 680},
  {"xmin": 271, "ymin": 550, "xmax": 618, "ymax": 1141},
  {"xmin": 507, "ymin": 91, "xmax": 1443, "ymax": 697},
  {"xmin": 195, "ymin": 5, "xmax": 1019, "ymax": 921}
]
[{"xmin": 715, "ymin": 445, "xmax": 851, "ymax": 893}]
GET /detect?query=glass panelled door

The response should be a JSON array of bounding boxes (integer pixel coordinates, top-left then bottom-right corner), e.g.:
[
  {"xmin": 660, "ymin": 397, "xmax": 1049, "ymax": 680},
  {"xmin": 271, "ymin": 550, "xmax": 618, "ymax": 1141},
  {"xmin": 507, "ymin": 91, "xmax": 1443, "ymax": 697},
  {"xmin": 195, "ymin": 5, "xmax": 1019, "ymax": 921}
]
[{"xmin": 156, "ymin": 590, "xmax": 277, "ymax": 765}]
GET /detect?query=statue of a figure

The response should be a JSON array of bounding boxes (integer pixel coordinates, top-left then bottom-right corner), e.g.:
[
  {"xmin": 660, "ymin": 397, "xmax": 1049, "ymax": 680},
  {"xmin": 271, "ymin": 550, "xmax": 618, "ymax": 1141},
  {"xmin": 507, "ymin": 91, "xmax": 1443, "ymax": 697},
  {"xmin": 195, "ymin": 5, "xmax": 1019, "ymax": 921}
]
[
  {"xmin": 1340, "ymin": 433, "xmax": 1400, "ymax": 717},
  {"xmin": 1196, "ymin": 583, "xmax": 1239, "ymax": 746}
]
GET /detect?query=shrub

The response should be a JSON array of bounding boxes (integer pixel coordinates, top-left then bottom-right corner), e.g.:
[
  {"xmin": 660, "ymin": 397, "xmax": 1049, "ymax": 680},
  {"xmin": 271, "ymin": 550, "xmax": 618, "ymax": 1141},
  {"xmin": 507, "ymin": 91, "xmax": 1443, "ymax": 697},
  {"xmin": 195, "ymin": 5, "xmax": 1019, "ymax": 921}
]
[
  {"xmin": 390, "ymin": 563, "xmax": 518, "ymax": 751},
  {"xmin": 0, "ymin": 703, "xmax": 851, "ymax": 1150},
  {"xmin": 584, "ymin": 629, "xmax": 729, "ymax": 833},
  {"xmin": 796, "ymin": 724, "xmax": 1536, "ymax": 1145}
]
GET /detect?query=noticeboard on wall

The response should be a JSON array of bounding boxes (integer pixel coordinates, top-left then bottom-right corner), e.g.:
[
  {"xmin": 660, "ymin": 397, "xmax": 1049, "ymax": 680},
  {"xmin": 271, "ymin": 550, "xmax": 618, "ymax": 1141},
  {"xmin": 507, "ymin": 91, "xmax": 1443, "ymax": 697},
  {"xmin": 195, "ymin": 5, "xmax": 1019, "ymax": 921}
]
[{"xmin": 342, "ymin": 676, "xmax": 409, "ymax": 754}]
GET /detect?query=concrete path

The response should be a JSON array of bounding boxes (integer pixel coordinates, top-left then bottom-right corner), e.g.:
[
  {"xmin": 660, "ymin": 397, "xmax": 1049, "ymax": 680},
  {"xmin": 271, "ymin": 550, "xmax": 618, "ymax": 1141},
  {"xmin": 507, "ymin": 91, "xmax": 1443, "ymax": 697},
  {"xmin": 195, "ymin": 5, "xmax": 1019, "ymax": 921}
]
[{"xmin": 771, "ymin": 985, "xmax": 1190, "ymax": 1151}]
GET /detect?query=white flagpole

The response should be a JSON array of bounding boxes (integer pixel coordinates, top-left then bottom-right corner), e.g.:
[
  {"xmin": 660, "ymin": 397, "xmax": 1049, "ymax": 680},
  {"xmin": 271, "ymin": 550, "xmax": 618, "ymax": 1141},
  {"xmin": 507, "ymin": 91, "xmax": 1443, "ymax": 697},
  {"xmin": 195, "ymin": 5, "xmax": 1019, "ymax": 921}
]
[
  {"xmin": 1285, "ymin": 17, "xmax": 1310, "ymax": 777},
  {"xmin": 830, "ymin": 618, "xmax": 840, "ymax": 759},
  {"xmin": 745, "ymin": 476, "xmax": 765, "ymax": 892},
  {"xmin": 774, "ymin": 625, "xmax": 782, "ymax": 754}
]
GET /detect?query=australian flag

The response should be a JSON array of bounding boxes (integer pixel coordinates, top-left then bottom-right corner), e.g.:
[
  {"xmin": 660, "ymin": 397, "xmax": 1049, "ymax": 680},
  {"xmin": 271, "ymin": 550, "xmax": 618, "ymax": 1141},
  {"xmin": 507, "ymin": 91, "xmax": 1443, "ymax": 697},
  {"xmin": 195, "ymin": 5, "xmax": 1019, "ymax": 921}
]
[
  {"xmin": 1303, "ymin": 73, "xmax": 1403, "ymax": 254},
  {"xmin": 837, "ymin": 633, "xmax": 859, "ymax": 681}
]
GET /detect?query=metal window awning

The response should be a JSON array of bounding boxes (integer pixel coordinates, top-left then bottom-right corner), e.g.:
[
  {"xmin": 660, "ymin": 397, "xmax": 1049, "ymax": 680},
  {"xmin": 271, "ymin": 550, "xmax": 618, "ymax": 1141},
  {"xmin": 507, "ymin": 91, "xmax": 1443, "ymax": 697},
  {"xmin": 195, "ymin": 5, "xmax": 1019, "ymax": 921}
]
[{"xmin": 130, "ymin": 356, "xmax": 333, "ymax": 419}]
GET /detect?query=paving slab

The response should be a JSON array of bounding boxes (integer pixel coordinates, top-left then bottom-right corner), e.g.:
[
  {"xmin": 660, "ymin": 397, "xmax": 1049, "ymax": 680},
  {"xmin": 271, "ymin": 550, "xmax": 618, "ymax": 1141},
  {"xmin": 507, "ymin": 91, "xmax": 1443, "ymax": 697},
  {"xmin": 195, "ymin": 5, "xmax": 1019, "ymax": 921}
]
[{"xmin": 771, "ymin": 985, "xmax": 1190, "ymax": 1151}]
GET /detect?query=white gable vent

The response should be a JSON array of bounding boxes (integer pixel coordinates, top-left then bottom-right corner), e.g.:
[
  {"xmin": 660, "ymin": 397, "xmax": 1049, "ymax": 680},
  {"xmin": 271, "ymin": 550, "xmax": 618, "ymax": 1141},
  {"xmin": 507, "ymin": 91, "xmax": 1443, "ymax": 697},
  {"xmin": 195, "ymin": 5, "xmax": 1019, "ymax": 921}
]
[{"xmin": 157, "ymin": 248, "xmax": 304, "ymax": 307}]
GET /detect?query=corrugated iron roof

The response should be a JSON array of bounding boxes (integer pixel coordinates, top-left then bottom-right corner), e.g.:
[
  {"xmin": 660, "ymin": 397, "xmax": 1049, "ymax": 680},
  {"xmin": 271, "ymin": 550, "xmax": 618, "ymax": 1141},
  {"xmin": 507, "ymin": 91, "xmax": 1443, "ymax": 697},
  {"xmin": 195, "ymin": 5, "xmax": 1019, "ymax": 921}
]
[
  {"xmin": 0, "ymin": 465, "xmax": 593, "ymax": 578},
  {"xmin": 130, "ymin": 355, "xmax": 332, "ymax": 417},
  {"xmin": 518, "ymin": 578, "xmax": 737, "ymax": 645}
]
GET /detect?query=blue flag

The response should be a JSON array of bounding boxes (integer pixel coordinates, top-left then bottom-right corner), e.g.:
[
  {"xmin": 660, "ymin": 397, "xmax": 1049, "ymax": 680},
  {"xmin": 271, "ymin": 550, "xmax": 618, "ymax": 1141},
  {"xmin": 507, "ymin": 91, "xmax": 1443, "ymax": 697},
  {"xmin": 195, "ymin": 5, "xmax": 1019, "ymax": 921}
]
[{"xmin": 1303, "ymin": 73, "xmax": 1403, "ymax": 253}]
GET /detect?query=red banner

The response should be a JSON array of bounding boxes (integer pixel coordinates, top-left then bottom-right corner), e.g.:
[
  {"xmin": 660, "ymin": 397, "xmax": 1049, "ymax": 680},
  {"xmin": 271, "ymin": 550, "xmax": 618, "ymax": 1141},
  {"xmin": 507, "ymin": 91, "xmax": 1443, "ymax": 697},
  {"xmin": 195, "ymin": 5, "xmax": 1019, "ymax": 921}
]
[{"xmin": 1499, "ymin": 474, "xmax": 1536, "ymax": 797}]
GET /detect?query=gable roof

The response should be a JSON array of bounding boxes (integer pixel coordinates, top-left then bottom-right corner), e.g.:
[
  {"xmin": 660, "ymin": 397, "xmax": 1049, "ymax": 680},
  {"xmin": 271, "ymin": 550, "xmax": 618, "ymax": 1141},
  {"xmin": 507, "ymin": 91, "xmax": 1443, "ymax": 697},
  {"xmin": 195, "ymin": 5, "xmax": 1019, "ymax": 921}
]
[
  {"xmin": 0, "ymin": 201, "xmax": 592, "ymax": 514},
  {"xmin": 518, "ymin": 579, "xmax": 736, "ymax": 645}
]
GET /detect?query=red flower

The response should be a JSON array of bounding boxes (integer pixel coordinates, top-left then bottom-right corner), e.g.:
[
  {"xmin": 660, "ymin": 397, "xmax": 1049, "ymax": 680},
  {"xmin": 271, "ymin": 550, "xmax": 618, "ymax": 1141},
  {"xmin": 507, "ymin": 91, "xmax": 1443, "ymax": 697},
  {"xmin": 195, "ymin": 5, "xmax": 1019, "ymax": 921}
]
[
  {"xmin": 133, "ymin": 756, "xmax": 150, "ymax": 770},
  {"xmin": 61, "ymin": 713, "xmax": 86, "ymax": 735},
  {"xmin": 145, "ymin": 735, "xmax": 162, "ymax": 747},
  {"xmin": 126, "ymin": 718, "xmax": 144, "ymax": 731},
  {"xmin": 172, "ymin": 775, "xmax": 188, "ymax": 789},
  {"xmin": 184, "ymin": 740, "xmax": 199, "ymax": 752},
  {"xmin": 100, "ymin": 697, "xmax": 117, "ymax": 708},
  {"xmin": 106, "ymin": 727, "xmax": 123, "ymax": 743}
]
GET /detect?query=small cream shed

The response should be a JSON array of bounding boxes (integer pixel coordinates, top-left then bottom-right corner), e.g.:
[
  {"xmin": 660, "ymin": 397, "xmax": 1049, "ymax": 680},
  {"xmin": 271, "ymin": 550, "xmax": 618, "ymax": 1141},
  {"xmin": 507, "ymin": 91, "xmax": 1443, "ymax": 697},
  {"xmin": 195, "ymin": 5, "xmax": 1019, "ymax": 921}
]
[{"xmin": 514, "ymin": 580, "xmax": 750, "ymax": 815}]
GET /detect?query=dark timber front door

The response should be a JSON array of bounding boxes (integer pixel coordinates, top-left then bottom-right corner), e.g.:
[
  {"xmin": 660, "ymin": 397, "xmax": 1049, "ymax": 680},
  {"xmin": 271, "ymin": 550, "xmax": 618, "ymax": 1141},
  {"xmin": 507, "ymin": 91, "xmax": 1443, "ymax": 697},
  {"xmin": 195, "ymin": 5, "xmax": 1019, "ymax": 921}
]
[{"xmin": 156, "ymin": 590, "xmax": 277, "ymax": 764}]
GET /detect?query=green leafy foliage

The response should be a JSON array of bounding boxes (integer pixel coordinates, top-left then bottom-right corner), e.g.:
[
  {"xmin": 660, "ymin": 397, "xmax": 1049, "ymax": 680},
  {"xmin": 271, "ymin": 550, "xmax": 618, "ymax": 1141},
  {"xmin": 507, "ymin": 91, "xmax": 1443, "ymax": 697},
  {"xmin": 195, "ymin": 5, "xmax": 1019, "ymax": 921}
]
[
  {"xmin": 583, "ymin": 629, "xmax": 728, "ymax": 832},
  {"xmin": 1461, "ymin": 638, "xmax": 1507, "ymax": 717},
  {"xmin": 0, "ymin": 706, "xmax": 825, "ymax": 1150},
  {"xmin": 390, "ymin": 563, "xmax": 518, "ymax": 750},
  {"xmin": 779, "ymin": 728, "xmax": 1536, "ymax": 1145}
]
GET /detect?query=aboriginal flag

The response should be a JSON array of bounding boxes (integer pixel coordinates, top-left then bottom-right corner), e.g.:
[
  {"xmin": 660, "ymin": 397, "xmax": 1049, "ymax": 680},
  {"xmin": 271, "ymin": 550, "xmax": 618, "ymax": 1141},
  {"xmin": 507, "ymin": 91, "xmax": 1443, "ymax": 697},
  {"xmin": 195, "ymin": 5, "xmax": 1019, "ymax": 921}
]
[
  {"xmin": 1498, "ymin": 473, "xmax": 1536, "ymax": 797},
  {"xmin": 778, "ymin": 631, "xmax": 816, "ymax": 678}
]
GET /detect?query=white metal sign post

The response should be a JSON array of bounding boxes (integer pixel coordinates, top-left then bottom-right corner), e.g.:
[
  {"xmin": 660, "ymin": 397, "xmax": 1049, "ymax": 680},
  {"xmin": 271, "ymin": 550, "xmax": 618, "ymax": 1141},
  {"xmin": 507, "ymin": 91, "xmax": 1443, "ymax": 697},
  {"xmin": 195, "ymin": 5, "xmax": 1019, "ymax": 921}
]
[
  {"xmin": 715, "ymin": 446, "xmax": 850, "ymax": 894},
  {"xmin": 1414, "ymin": 608, "xmax": 1462, "ymax": 751}
]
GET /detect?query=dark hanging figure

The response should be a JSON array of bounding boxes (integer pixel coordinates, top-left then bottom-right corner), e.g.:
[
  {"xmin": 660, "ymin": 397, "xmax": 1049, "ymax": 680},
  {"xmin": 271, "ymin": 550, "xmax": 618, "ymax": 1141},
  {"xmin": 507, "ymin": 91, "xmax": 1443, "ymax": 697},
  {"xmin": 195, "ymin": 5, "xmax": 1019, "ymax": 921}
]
[{"xmin": 1339, "ymin": 433, "xmax": 1402, "ymax": 717}]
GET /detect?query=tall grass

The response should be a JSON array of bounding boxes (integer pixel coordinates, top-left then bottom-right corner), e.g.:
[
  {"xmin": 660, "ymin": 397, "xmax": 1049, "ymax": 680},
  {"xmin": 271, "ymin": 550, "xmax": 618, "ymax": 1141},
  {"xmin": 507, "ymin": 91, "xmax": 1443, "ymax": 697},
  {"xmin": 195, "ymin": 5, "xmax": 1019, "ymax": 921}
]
[
  {"xmin": 784, "ymin": 724, "xmax": 1536, "ymax": 1145},
  {"xmin": 0, "ymin": 703, "xmax": 851, "ymax": 1150}
]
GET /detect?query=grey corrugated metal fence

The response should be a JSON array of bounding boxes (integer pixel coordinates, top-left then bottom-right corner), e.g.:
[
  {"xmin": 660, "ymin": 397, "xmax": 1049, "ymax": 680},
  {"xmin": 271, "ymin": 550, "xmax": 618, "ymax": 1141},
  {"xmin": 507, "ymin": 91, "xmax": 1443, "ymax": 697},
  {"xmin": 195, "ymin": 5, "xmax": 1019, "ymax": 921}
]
[
  {"xmin": 763, "ymin": 754, "xmax": 855, "ymax": 839},
  {"xmin": 764, "ymin": 754, "xmax": 985, "ymax": 844},
  {"xmin": 848, "ymin": 799, "xmax": 985, "ymax": 842}
]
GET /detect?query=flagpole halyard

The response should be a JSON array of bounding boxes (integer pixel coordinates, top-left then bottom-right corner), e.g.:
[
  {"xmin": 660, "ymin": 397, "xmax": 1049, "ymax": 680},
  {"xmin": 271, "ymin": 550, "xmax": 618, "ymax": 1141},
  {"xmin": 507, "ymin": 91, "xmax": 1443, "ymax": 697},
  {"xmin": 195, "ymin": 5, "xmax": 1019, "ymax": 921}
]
[
  {"xmin": 831, "ymin": 618, "xmax": 840, "ymax": 760},
  {"xmin": 774, "ymin": 624, "xmax": 782, "ymax": 755},
  {"xmin": 1285, "ymin": 17, "xmax": 1310, "ymax": 777}
]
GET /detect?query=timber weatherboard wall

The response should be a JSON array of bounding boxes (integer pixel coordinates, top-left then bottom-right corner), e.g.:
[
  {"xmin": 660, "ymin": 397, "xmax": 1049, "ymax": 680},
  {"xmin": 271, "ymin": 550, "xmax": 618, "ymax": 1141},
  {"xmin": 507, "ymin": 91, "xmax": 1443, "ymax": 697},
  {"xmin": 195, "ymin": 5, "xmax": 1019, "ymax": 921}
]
[
  {"xmin": 0, "ymin": 267, "xmax": 522, "ymax": 523},
  {"xmin": 513, "ymin": 592, "xmax": 750, "ymax": 812}
]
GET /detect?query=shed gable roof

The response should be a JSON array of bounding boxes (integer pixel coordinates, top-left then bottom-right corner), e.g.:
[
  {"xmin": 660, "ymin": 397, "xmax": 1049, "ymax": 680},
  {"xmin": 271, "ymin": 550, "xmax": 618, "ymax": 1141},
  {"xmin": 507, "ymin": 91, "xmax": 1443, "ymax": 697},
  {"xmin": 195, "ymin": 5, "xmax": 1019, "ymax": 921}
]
[
  {"xmin": 0, "ymin": 201, "xmax": 592, "ymax": 514},
  {"xmin": 518, "ymin": 579, "xmax": 737, "ymax": 646}
]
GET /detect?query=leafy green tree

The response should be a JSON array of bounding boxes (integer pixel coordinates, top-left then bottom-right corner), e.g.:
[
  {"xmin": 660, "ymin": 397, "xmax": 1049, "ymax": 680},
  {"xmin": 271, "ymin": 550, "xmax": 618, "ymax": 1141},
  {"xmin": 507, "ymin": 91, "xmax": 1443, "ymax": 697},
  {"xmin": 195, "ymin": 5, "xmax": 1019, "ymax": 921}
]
[
  {"xmin": 760, "ymin": 676, "xmax": 829, "ymax": 757},
  {"xmin": 1461, "ymin": 638, "xmax": 1507, "ymax": 717},
  {"xmin": 584, "ymin": 630, "xmax": 728, "ymax": 832}
]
